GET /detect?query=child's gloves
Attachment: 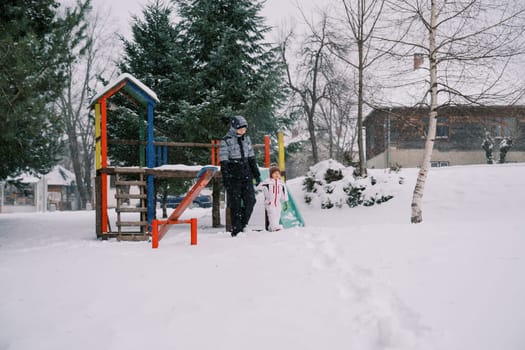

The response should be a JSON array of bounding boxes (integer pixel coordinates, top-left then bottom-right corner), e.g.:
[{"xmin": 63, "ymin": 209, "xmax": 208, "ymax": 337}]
[{"xmin": 282, "ymin": 201, "xmax": 289, "ymax": 211}]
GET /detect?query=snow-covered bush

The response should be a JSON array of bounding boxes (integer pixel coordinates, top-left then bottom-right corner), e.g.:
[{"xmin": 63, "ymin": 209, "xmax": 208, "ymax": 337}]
[{"xmin": 302, "ymin": 159, "xmax": 403, "ymax": 209}]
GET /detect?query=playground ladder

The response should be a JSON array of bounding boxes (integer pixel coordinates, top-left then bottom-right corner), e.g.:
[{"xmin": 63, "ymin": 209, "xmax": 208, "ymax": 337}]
[{"xmin": 114, "ymin": 170, "xmax": 149, "ymax": 241}]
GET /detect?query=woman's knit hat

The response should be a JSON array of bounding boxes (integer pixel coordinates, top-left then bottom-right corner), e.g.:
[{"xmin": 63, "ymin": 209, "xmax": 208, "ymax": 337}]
[{"xmin": 231, "ymin": 115, "xmax": 248, "ymax": 129}]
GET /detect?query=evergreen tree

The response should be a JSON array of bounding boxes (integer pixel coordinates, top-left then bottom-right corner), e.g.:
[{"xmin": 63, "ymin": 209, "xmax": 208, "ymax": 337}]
[
  {"xmin": 174, "ymin": 0, "xmax": 285, "ymax": 145},
  {"xmin": 0, "ymin": 0, "xmax": 90, "ymax": 180},
  {"xmin": 116, "ymin": 1, "xmax": 194, "ymax": 201},
  {"xmin": 116, "ymin": 0, "xmax": 191, "ymax": 167},
  {"xmin": 116, "ymin": 0, "xmax": 284, "ymax": 168}
]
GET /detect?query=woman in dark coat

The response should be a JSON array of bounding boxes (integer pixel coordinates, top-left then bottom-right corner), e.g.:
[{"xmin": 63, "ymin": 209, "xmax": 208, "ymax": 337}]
[{"xmin": 219, "ymin": 115, "xmax": 261, "ymax": 236}]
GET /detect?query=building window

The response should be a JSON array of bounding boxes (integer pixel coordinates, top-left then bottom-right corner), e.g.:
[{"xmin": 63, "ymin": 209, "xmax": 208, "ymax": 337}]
[
  {"xmin": 431, "ymin": 161, "xmax": 450, "ymax": 167},
  {"xmin": 4, "ymin": 182, "xmax": 36, "ymax": 206},
  {"xmin": 413, "ymin": 53, "xmax": 425, "ymax": 70},
  {"xmin": 436, "ymin": 117, "xmax": 449, "ymax": 139},
  {"xmin": 493, "ymin": 117, "xmax": 516, "ymax": 138}
]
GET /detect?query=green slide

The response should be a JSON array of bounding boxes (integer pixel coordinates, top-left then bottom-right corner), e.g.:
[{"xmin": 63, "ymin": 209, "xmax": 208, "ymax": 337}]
[{"xmin": 259, "ymin": 168, "xmax": 305, "ymax": 229}]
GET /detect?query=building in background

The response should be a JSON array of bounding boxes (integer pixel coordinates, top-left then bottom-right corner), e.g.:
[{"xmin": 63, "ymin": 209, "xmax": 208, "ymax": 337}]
[
  {"xmin": 1, "ymin": 165, "xmax": 78, "ymax": 213},
  {"xmin": 364, "ymin": 105, "xmax": 525, "ymax": 169}
]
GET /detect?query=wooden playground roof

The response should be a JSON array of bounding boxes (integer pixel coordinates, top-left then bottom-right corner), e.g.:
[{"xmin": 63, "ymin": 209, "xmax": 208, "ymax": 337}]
[{"xmin": 89, "ymin": 73, "xmax": 160, "ymax": 107}]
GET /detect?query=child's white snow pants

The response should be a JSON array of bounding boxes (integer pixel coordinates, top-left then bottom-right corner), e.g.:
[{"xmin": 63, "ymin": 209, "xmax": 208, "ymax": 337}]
[{"xmin": 266, "ymin": 203, "xmax": 283, "ymax": 231}]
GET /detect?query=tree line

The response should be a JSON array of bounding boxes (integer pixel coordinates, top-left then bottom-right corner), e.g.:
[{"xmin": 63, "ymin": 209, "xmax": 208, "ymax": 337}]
[{"xmin": 2, "ymin": 0, "xmax": 525, "ymax": 223}]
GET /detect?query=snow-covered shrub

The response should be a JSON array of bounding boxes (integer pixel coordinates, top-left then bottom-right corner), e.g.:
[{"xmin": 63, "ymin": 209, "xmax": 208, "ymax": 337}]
[
  {"xmin": 344, "ymin": 183, "xmax": 395, "ymax": 207},
  {"xmin": 343, "ymin": 184, "xmax": 366, "ymax": 207},
  {"xmin": 302, "ymin": 159, "xmax": 403, "ymax": 209},
  {"xmin": 303, "ymin": 160, "xmax": 347, "ymax": 208},
  {"xmin": 390, "ymin": 163, "xmax": 402, "ymax": 172},
  {"xmin": 303, "ymin": 176, "xmax": 321, "ymax": 193},
  {"xmin": 321, "ymin": 198, "xmax": 334, "ymax": 209},
  {"xmin": 324, "ymin": 168, "xmax": 343, "ymax": 183}
]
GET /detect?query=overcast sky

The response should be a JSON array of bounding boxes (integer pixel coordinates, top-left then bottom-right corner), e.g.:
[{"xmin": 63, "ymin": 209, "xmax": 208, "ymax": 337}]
[{"xmin": 86, "ymin": 0, "xmax": 327, "ymax": 40}]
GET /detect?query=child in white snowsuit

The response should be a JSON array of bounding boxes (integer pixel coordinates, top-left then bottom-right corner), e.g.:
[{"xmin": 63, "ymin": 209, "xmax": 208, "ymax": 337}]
[{"xmin": 260, "ymin": 166, "xmax": 288, "ymax": 232}]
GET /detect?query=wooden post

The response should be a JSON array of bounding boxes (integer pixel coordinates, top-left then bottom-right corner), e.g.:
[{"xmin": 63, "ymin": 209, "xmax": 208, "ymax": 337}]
[
  {"xmin": 215, "ymin": 140, "xmax": 220, "ymax": 165},
  {"xmin": 211, "ymin": 140, "xmax": 216, "ymax": 165},
  {"xmin": 225, "ymin": 190, "xmax": 231, "ymax": 232},
  {"xmin": 100, "ymin": 98, "xmax": 108, "ymax": 234},
  {"xmin": 139, "ymin": 109, "xmax": 145, "ymax": 167},
  {"xmin": 95, "ymin": 174, "xmax": 102, "ymax": 238},
  {"xmin": 152, "ymin": 219, "xmax": 159, "ymax": 249},
  {"xmin": 190, "ymin": 218, "xmax": 197, "ymax": 245},
  {"xmin": 278, "ymin": 131, "xmax": 285, "ymax": 181},
  {"xmin": 212, "ymin": 178, "xmax": 221, "ymax": 227},
  {"xmin": 264, "ymin": 135, "xmax": 271, "ymax": 168}
]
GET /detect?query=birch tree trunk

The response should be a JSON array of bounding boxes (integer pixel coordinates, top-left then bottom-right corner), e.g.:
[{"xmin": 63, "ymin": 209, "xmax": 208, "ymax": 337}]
[
  {"xmin": 411, "ymin": 0, "xmax": 438, "ymax": 224},
  {"xmin": 356, "ymin": 0, "xmax": 367, "ymax": 177},
  {"xmin": 338, "ymin": 0, "xmax": 389, "ymax": 177}
]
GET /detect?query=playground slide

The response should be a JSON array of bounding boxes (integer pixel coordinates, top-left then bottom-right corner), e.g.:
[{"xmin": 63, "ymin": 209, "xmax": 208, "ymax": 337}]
[
  {"xmin": 259, "ymin": 168, "xmax": 305, "ymax": 229},
  {"xmin": 280, "ymin": 188, "xmax": 305, "ymax": 229},
  {"xmin": 157, "ymin": 165, "xmax": 218, "ymax": 240}
]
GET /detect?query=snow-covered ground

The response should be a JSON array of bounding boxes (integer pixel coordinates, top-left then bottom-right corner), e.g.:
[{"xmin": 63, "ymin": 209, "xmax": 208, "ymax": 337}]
[{"xmin": 1, "ymin": 162, "xmax": 524, "ymax": 350}]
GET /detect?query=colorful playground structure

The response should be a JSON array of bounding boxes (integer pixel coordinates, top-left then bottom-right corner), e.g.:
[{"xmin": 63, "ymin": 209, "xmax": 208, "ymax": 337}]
[{"xmin": 89, "ymin": 74, "xmax": 304, "ymax": 248}]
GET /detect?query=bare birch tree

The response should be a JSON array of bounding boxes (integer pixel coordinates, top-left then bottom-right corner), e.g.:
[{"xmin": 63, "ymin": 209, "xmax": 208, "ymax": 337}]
[
  {"xmin": 318, "ymin": 70, "xmax": 357, "ymax": 163},
  {"xmin": 56, "ymin": 8, "xmax": 119, "ymax": 208},
  {"xmin": 385, "ymin": 0, "xmax": 525, "ymax": 223},
  {"xmin": 280, "ymin": 11, "xmax": 334, "ymax": 164},
  {"xmin": 328, "ymin": 0, "xmax": 399, "ymax": 177},
  {"xmin": 410, "ymin": 0, "xmax": 438, "ymax": 223}
]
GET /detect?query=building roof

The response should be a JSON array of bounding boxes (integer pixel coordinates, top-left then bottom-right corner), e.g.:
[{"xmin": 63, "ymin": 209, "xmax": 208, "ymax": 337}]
[
  {"xmin": 9, "ymin": 165, "xmax": 76, "ymax": 186},
  {"xmin": 365, "ymin": 105, "xmax": 525, "ymax": 123},
  {"xmin": 45, "ymin": 166, "xmax": 76, "ymax": 186}
]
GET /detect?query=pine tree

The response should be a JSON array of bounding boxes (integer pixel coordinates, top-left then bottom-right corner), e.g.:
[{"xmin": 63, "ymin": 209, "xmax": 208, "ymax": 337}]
[
  {"xmin": 0, "ymin": 0, "xmax": 91, "ymax": 180},
  {"xmin": 117, "ymin": 0, "xmax": 284, "ymax": 168},
  {"xmin": 117, "ymin": 0, "xmax": 189, "ymax": 167},
  {"xmin": 116, "ymin": 1, "xmax": 195, "ymax": 201},
  {"xmin": 174, "ymin": 0, "xmax": 285, "ymax": 144}
]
